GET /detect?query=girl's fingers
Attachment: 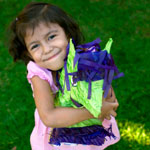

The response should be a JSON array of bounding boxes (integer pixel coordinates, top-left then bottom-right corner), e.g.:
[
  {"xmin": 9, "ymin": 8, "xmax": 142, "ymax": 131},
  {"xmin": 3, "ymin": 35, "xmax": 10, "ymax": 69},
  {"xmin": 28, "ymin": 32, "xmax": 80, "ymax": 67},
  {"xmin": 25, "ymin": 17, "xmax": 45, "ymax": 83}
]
[
  {"xmin": 110, "ymin": 110, "xmax": 117, "ymax": 117},
  {"xmin": 107, "ymin": 90, "xmax": 116, "ymax": 102},
  {"xmin": 112, "ymin": 99, "xmax": 119, "ymax": 107},
  {"xmin": 111, "ymin": 88, "xmax": 116, "ymax": 102},
  {"xmin": 105, "ymin": 111, "xmax": 117, "ymax": 120},
  {"xmin": 111, "ymin": 87, "xmax": 114, "ymax": 96},
  {"xmin": 105, "ymin": 95, "xmax": 115, "ymax": 102},
  {"xmin": 114, "ymin": 106, "xmax": 118, "ymax": 111},
  {"xmin": 114, "ymin": 99, "xmax": 119, "ymax": 111},
  {"xmin": 105, "ymin": 115, "xmax": 111, "ymax": 120}
]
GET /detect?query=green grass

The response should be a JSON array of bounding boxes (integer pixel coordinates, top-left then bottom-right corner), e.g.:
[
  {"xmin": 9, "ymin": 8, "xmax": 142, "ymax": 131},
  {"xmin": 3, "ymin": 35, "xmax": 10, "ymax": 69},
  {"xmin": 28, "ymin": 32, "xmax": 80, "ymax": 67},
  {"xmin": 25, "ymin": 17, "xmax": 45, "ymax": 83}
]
[{"xmin": 0, "ymin": 0, "xmax": 150, "ymax": 149}]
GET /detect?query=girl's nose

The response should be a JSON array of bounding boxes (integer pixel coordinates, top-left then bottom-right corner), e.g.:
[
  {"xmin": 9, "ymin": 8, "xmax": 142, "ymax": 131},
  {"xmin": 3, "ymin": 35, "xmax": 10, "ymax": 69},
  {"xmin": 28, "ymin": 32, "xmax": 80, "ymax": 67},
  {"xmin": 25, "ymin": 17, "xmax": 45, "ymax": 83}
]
[{"xmin": 43, "ymin": 42, "xmax": 52, "ymax": 54}]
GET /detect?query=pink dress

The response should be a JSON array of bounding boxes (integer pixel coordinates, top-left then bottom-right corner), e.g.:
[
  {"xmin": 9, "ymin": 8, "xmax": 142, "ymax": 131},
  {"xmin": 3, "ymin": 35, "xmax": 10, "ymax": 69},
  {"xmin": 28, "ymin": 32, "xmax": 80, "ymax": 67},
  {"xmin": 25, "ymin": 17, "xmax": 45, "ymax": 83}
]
[{"xmin": 27, "ymin": 61, "xmax": 120, "ymax": 150}]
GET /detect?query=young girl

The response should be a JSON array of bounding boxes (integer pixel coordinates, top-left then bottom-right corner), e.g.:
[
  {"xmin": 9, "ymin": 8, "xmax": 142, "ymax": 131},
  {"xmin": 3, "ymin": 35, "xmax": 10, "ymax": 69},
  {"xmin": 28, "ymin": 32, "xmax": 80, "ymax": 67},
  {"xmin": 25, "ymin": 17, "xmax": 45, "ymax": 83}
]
[{"xmin": 9, "ymin": 2, "xmax": 120, "ymax": 150}]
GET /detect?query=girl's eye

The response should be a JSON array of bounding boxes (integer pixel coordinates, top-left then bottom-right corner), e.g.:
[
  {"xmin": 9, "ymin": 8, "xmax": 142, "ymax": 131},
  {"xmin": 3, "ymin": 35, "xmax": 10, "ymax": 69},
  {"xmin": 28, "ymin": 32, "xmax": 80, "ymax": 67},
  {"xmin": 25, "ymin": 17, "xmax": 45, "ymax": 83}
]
[
  {"xmin": 48, "ymin": 35, "xmax": 56, "ymax": 40},
  {"xmin": 31, "ymin": 44, "xmax": 39, "ymax": 50}
]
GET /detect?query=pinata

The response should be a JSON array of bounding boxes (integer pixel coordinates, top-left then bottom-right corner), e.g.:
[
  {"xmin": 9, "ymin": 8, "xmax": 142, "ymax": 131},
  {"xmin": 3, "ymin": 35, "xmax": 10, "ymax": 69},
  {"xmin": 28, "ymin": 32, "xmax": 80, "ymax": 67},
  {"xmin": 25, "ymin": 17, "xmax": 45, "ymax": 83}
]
[
  {"xmin": 55, "ymin": 38, "xmax": 123, "ymax": 119},
  {"xmin": 50, "ymin": 38, "xmax": 124, "ymax": 146}
]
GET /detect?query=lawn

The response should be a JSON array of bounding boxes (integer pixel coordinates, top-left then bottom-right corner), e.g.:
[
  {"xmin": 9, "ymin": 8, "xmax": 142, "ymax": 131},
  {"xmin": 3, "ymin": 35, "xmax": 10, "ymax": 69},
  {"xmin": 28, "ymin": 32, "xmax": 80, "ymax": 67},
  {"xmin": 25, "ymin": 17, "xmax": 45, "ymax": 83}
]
[{"xmin": 0, "ymin": 0, "xmax": 150, "ymax": 149}]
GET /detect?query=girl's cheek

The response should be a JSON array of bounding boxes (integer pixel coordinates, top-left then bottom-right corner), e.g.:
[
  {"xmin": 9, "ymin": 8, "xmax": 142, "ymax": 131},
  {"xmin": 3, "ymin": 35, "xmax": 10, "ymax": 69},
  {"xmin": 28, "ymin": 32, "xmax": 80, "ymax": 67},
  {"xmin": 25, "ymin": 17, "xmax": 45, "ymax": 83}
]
[{"xmin": 34, "ymin": 49, "xmax": 42, "ymax": 60}]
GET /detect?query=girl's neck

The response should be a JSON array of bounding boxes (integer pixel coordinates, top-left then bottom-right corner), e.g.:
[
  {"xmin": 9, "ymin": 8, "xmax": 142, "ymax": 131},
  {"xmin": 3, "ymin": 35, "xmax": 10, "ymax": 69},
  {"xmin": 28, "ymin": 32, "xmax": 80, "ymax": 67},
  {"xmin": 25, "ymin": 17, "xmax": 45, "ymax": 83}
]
[{"xmin": 52, "ymin": 71, "xmax": 57, "ymax": 86}]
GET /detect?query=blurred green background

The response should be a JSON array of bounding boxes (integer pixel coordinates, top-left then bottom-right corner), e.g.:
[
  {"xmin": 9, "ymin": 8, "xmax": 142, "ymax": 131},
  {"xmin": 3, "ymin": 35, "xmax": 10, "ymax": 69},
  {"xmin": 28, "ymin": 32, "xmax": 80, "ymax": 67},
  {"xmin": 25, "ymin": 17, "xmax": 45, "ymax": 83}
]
[{"xmin": 0, "ymin": 0, "xmax": 150, "ymax": 149}]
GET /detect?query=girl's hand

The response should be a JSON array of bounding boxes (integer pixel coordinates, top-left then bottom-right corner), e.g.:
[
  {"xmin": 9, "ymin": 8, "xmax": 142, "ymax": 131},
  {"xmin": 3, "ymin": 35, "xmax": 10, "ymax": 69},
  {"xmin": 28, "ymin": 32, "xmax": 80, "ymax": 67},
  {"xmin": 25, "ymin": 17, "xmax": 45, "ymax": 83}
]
[
  {"xmin": 105, "ymin": 87, "xmax": 118, "ymax": 111},
  {"xmin": 99, "ymin": 88, "xmax": 119, "ymax": 121},
  {"xmin": 99, "ymin": 100, "xmax": 118, "ymax": 121},
  {"xmin": 104, "ymin": 86, "xmax": 115, "ymax": 102}
]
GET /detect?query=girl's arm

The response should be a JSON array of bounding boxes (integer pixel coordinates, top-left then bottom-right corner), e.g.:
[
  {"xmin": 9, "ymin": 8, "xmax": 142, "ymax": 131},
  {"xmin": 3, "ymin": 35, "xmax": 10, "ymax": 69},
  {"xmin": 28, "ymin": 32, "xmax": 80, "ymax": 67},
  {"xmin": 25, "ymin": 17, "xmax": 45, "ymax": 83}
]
[
  {"xmin": 31, "ymin": 76, "xmax": 118, "ymax": 128},
  {"xmin": 31, "ymin": 76, "xmax": 93, "ymax": 127}
]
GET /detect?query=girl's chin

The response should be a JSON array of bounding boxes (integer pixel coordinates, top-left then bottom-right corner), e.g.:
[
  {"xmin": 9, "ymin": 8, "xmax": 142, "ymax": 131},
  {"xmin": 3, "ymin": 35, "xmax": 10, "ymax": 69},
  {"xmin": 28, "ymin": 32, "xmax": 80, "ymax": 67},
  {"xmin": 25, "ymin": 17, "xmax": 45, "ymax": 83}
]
[{"xmin": 48, "ymin": 63, "xmax": 64, "ymax": 71}]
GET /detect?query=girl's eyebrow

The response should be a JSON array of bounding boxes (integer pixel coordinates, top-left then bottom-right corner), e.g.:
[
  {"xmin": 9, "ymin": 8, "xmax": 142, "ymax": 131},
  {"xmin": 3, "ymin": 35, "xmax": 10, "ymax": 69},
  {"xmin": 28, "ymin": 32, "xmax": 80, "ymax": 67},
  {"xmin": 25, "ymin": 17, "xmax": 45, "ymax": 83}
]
[
  {"xmin": 27, "ymin": 30, "xmax": 58, "ymax": 48},
  {"xmin": 45, "ymin": 30, "xmax": 58, "ymax": 38}
]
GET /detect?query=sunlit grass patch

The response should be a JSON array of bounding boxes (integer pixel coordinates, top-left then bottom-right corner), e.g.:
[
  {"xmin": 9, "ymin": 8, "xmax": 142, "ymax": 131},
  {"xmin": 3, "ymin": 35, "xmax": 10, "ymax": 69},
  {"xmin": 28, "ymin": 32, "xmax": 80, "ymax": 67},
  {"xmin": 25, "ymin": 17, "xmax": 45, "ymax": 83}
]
[{"xmin": 119, "ymin": 121, "xmax": 150, "ymax": 146}]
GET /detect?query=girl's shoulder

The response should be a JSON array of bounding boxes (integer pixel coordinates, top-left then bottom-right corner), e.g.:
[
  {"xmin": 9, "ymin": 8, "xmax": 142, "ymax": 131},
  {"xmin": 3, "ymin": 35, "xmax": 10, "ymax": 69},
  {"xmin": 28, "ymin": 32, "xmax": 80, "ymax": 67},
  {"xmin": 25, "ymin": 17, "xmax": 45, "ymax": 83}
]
[
  {"xmin": 27, "ymin": 61, "xmax": 50, "ymax": 76},
  {"xmin": 27, "ymin": 61, "xmax": 58, "ymax": 92}
]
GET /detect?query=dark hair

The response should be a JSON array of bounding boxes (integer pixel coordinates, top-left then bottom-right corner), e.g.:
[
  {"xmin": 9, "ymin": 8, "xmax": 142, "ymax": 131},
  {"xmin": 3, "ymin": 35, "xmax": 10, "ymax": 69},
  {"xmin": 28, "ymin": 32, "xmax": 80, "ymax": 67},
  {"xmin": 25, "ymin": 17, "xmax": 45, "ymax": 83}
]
[{"xmin": 9, "ymin": 2, "xmax": 84, "ymax": 65}]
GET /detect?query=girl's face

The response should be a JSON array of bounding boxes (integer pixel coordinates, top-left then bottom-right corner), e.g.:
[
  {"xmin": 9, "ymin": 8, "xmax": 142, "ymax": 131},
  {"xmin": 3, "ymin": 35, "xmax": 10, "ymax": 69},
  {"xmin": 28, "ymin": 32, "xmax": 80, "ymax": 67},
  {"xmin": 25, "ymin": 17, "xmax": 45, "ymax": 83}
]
[{"xmin": 25, "ymin": 22, "xmax": 68, "ymax": 70}]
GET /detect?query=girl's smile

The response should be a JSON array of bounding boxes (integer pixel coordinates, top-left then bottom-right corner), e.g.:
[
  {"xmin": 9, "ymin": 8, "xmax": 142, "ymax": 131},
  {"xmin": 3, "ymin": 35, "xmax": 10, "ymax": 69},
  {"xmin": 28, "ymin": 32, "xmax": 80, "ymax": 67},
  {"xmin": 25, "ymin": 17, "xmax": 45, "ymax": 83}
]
[
  {"xmin": 42, "ymin": 48, "xmax": 61, "ymax": 61},
  {"xmin": 25, "ymin": 22, "xmax": 68, "ymax": 71}
]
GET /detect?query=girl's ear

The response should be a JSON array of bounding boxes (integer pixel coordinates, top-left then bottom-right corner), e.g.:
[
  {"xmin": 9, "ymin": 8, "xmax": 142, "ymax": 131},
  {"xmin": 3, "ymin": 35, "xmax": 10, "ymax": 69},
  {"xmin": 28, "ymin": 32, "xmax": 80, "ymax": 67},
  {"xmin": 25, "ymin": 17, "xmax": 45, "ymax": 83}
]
[
  {"xmin": 66, "ymin": 34, "xmax": 71, "ymax": 42},
  {"xmin": 26, "ymin": 51, "xmax": 33, "ymax": 59},
  {"xmin": 24, "ymin": 50, "xmax": 34, "ymax": 62}
]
